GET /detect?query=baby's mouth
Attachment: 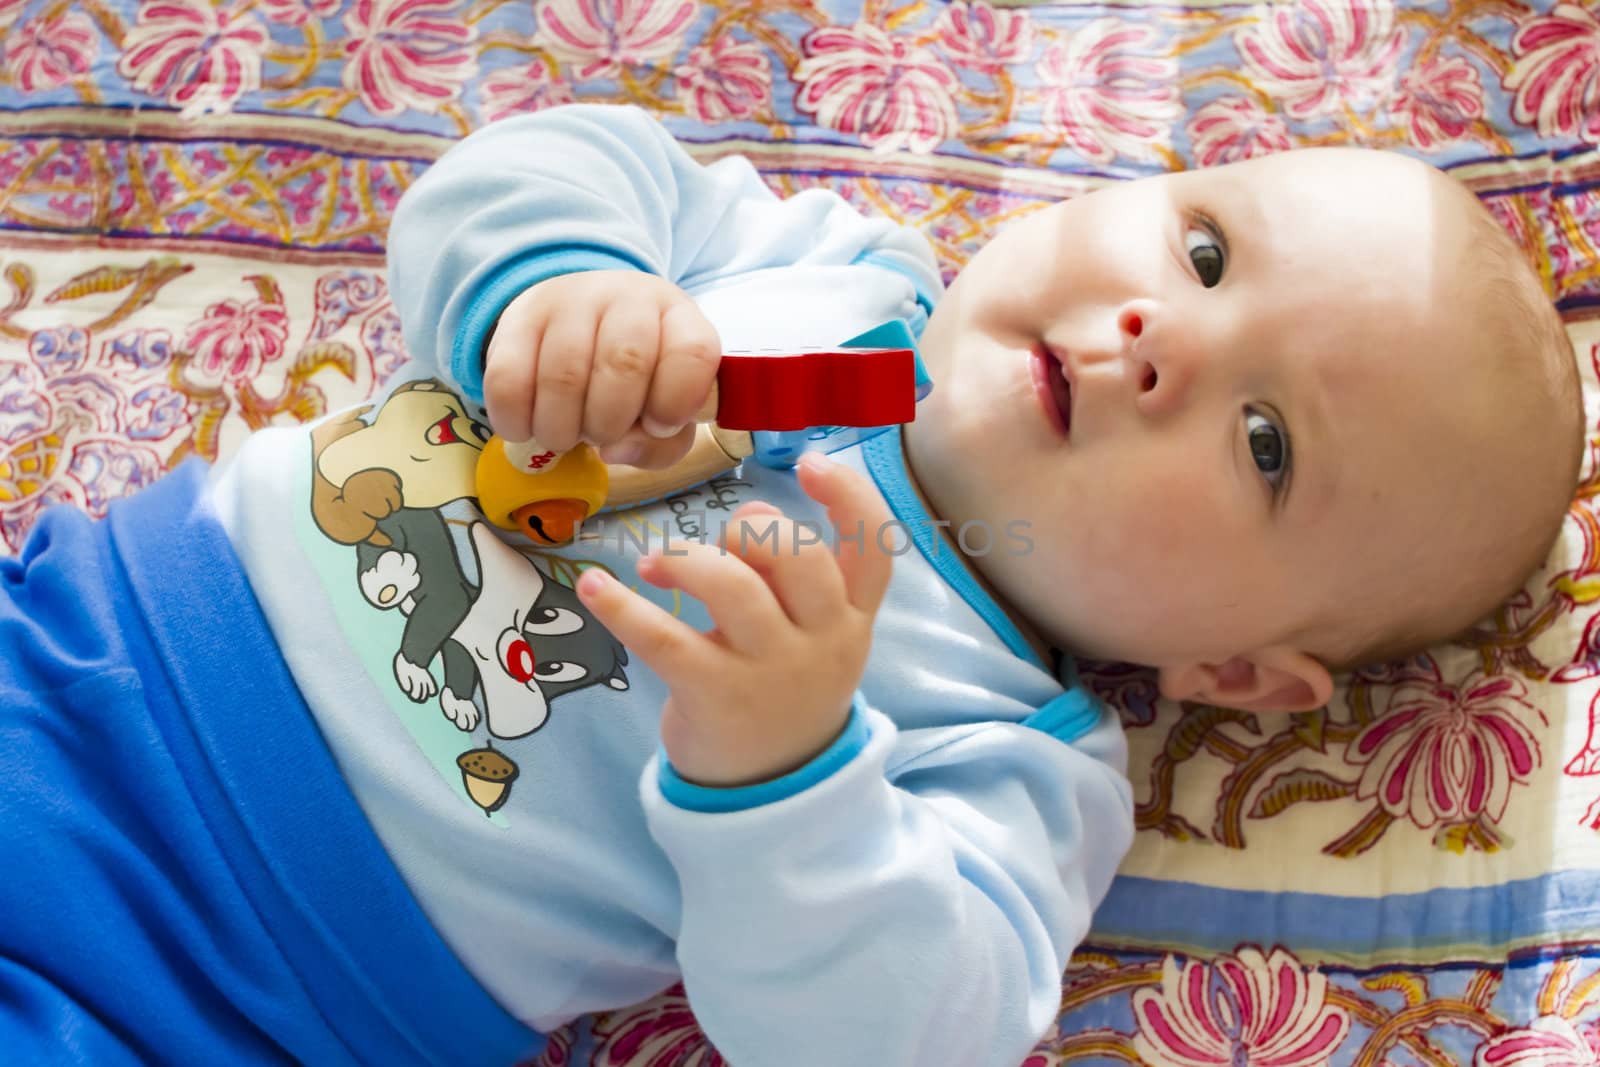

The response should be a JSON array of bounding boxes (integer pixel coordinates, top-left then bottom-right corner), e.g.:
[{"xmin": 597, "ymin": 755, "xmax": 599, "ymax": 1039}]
[{"xmin": 1030, "ymin": 343, "xmax": 1073, "ymax": 439}]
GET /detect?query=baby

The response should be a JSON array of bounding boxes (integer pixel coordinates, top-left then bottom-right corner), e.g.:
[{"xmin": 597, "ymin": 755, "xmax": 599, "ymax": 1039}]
[
  {"xmin": 902, "ymin": 142, "xmax": 1584, "ymax": 706},
  {"xmin": 0, "ymin": 103, "xmax": 1579, "ymax": 1067}
]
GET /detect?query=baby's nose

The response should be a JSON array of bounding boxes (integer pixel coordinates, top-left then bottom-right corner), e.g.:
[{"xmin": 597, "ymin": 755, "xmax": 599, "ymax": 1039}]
[
  {"xmin": 1073, "ymin": 301, "xmax": 1151, "ymax": 370},
  {"xmin": 1118, "ymin": 302, "xmax": 1197, "ymax": 419},
  {"xmin": 1117, "ymin": 306, "xmax": 1161, "ymax": 396}
]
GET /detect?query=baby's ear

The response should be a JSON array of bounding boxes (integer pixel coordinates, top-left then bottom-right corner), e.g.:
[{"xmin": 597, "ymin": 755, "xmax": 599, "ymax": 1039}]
[{"xmin": 1157, "ymin": 648, "xmax": 1333, "ymax": 713}]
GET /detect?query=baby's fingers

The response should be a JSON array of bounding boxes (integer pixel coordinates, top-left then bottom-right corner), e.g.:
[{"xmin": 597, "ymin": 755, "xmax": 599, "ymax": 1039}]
[
  {"xmin": 584, "ymin": 299, "xmax": 661, "ymax": 447},
  {"xmin": 796, "ymin": 455, "xmax": 895, "ymax": 616},
  {"xmin": 643, "ymin": 298, "xmax": 721, "ymax": 438},
  {"xmin": 530, "ymin": 309, "xmax": 595, "ymax": 454},
  {"xmin": 636, "ymin": 539, "xmax": 783, "ymax": 657},
  {"xmin": 576, "ymin": 568, "xmax": 708, "ymax": 691},
  {"xmin": 721, "ymin": 503, "xmax": 846, "ymax": 630},
  {"xmin": 482, "ymin": 291, "xmax": 544, "ymax": 443}
]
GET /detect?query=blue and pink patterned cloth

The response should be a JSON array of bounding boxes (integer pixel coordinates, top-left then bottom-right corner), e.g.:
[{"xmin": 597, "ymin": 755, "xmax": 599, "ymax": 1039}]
[{"xmin": 3, "ymin": 0, "xmax": 1600, "ymax": 1063}]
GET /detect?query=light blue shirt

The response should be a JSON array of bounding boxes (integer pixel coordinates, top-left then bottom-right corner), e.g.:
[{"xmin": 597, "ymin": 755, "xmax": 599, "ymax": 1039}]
[{"xmin": 213, "ymin": 104, "xmax": 1133, "ymax": 1067}]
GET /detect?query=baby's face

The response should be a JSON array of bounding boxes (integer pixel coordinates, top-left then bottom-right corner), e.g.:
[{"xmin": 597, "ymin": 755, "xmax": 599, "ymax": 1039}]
[{"xmin": 907, "ymin": 148, "xmax": 1504, "ymax": 674}]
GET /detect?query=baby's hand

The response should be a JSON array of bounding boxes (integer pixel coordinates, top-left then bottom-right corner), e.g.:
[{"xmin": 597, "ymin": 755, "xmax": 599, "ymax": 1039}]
[
  {"xmin": 576, "ymin": 455, "xmax": 895, "ymax": 787},
  {"xmin": 483, "ymin": 270, "xmax": 722, "ymax": 469}
]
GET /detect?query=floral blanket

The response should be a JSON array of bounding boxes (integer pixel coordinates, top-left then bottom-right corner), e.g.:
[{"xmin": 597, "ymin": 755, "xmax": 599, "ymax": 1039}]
[{"xmin": 3, "ymin": 0, "xmax": 1600, "ymax": 1063}]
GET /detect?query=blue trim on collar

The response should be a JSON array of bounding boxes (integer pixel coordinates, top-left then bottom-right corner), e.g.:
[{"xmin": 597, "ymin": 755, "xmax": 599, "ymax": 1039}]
[
  {"xmin": 860, "ymin": 428, "xmax": 1045, "ymax": 670},
  {"xmin": 1021, "ymin": 686, "xmax": 1103, "ymax": 744}
]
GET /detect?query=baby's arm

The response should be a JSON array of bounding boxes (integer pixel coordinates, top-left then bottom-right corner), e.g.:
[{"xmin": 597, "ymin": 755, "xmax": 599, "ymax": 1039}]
[
  {"xmin": 580, "ymin": 464, "xmax": 1134, "ymax": 1066},
  {"xmin": 385, "ymin": 104, "xmax": 939, "ymax": 411},
  {"xmin": 655, "ymin": 677, "xmax": 1131, "ymax": 1066}
]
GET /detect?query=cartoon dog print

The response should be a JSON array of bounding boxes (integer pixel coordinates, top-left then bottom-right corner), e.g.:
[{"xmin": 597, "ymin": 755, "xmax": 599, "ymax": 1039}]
[{"xmin": 309, "ymin": 379, "xmax": 492, "ymax": 704}]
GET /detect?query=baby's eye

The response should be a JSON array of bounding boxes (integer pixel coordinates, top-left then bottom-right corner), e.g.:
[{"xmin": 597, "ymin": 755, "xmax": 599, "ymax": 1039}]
[
  {"xmin": 1184, "ymin": 225, "xmax": 1225, "ymax": 288},
  {"xmin": 1245, "ymin": 409, "xmax": 1289, "ymax": 490}
]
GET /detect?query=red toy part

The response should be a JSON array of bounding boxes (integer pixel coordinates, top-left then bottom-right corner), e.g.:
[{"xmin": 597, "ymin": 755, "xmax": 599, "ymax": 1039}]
[{"xmin": 713, "ymin": 347, "xmax": 916, "ymax": 432}]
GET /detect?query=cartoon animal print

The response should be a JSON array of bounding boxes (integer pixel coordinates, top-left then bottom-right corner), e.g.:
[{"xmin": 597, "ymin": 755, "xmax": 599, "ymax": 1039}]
[
  {"xmin": 447, "ymin": 522, "xmax": 629, "ymax": 741},
  {"xmin": 309, "ymin": 380, "xmax": 492, "ymax": 703}
]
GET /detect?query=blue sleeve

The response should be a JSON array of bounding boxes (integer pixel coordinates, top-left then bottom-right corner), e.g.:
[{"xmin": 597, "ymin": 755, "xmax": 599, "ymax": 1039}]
[
  {"xmin": 385, "ymin": 104, "xmax": 942, "ymax": 403},
  {"xmin": 639, "ymin": 701, "xmax": 1134, "ymax": 1067}
]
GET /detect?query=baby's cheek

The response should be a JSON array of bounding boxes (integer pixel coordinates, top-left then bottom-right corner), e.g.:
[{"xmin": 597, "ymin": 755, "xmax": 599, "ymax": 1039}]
[
  {"xmin": 1129, "ymin": 467, "xmax": 1220, "ymax": 553},
  {"xmin": 1128, "ymin": 474, "xmax": 1259, "ymax": 606}
]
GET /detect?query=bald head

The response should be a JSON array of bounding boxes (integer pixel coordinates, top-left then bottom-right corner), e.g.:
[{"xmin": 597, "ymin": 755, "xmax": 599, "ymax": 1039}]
[{"xmin": 1311, "ymin": 160, "xmax": 1583, "ymax": 668}]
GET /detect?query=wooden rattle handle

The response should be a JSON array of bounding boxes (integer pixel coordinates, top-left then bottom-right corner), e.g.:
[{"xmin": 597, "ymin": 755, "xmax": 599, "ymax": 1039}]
[{"xmin": 606, "ymin": 425, "xmax": 752, "ymax": 511}]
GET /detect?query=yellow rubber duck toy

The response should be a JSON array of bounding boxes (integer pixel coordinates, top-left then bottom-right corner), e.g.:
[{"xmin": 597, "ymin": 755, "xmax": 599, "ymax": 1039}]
[{"xmin": 474, "ymin": 437, "xmax": 609, "ymax": 546}]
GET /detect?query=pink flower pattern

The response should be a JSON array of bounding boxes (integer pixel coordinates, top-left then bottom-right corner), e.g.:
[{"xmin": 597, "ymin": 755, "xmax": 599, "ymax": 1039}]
[
  {"xmin": 480, "ymin": 60, "xmax": 576, "ymax": 121},
  {"xmin": 117, "ymin": 0, "xmax": 269, "ymax": 117},
  {"xmin": 1505, "ymin": 3, "xmax": 1600, "ymax": 144},
  {"xmin": 1185, "ymin": 96, "xmax": 1292, "ymax": 165},
  {"xmin": 7, "ymin": 10, "xmax": 99, "ymax": 91},
  {"xmin": 1346, "ymin": 670, "xmax": 1543, "ymax": 829},
  {"xmin": 536, "ymin": 0, "xmax": 699, "ymax": 81},
  {"xmin": 933, "ymin": 0, "xmax": 1033, "ymax": 73},
  {"xmin": 587, "ymin": 985, "xmax": 727, "ymax": 1067},
  {"xmin": 342, "ymin": 0, "xmax": 478, "ymax": 116},
  {"xmin": 1036, "ymin": 18, "xmax": 1181, "ymax": 163},
  {"xmin": 258, "ymin": 0, "xmax": 342, "ymax": 28},
  {"xmin": 527, "ymin": 1025, "xmax": 574, "ymax": 1065},
  {"xmin": 183, "ymin": 295, "xmax": 291, "ymax": 384},
  {"xmin": 795, "ymin": 23, "xmax": 959, "ymax": 153},
  {"xmin": 1476, "ymin": 1016, "xmax": 1600, "ymax": 1066},
  {"xmin": 1393, "ymin": 54, "xmax": 1485, "ymax": 148},
  {"xmin": 675, "ymin": 36, "xmax": 770, "ymax": 122},
  {"xmin": 14, "ymin": 4, "xmax": 1600, "ymax": 1065},
  {"xmin": 1237, "ymin": 0, "xmax": 1406, "ymax": 120},
  {"xmin": 1132, "ymin": 947, "xmax": 1351, "ymax": 1067}
]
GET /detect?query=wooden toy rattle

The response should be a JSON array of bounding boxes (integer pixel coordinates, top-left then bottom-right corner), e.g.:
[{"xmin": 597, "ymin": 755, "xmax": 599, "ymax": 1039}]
[{"xmin": 475, "ymin": 341, "xmax": 922, "ymax": 546}]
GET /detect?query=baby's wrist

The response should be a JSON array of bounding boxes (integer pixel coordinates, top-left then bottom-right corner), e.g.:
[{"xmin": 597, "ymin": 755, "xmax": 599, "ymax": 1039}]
[
  {"xmin": 663, "ymin": 698, "xmax": 855, "ymax": 790},
  {"xmin": 658, "ymin": 700, "xmax": 872, "ymax": 814}
]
